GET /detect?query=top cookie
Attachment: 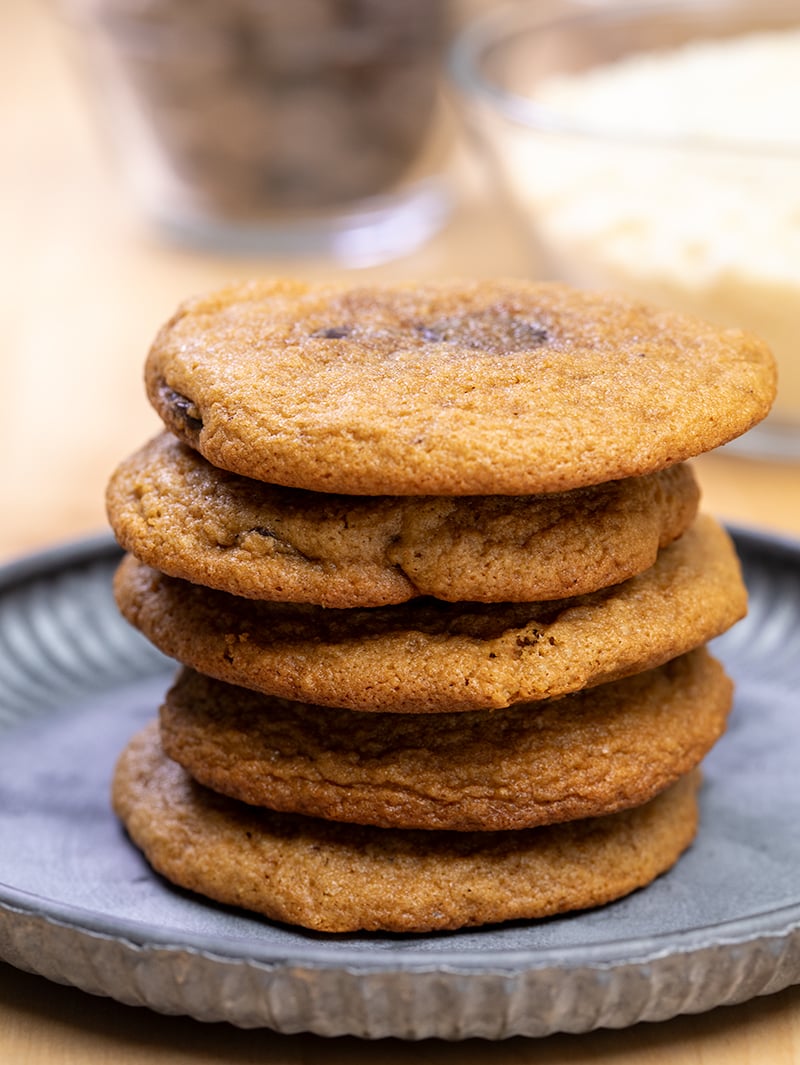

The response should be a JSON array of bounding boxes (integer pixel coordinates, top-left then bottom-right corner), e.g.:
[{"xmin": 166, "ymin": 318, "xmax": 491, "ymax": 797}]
[{"xmin": 145, "ymin": 278, "xmax": 775, "ymax": 495}]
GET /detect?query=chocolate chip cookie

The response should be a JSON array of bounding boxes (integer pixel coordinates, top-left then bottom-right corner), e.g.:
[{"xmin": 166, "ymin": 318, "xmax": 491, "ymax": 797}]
[
  {"xmin": 107, "ymin": 432, "xmax": 699, "ymax": 606},
  {"xmin": 160, "ymin": 648, "xmax": 730, "ymax": 831},
  {"xmin": 114, "ymin": 514, "xmax": 745, "ymax": 713},
  {"xmin": 113, "ymin": 722, "xmax": 701, "ymax": 933},
  {"xmin": 145, "ymin": 278, "xmax": 775, "ymax": 495}
]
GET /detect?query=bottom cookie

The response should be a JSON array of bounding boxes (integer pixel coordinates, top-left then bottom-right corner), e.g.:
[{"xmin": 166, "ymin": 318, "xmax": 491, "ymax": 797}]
[{"xmin": 113, "ymin": 723, "xmax": 700, "ymax": 934}]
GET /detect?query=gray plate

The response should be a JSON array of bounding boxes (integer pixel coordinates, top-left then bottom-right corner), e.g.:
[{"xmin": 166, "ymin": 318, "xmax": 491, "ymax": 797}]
[{"xmin": 0, "ymin": 530, "xmax": 799, "ymax": 1039}]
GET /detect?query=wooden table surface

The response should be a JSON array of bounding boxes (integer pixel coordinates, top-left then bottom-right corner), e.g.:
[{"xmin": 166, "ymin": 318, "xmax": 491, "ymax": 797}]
[{"xmin": 2, "ymin": 2, "xmax": 800, "ymax": 1061}]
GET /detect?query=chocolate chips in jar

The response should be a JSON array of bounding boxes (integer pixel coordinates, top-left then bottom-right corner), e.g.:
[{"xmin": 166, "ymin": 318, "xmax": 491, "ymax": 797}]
[{"xmin": 72, "ymin": 0, "xmax": 450, "ymax": 234}]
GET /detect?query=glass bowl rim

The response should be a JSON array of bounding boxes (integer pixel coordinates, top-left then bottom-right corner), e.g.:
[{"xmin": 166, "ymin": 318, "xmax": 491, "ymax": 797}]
[{"xmin": 448, "ymin": 0, "xmax": 800, "ymax": 160}]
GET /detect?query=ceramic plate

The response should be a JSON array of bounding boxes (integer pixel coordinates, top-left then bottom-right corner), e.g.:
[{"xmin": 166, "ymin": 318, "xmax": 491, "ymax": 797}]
[{"xmin": 0, "ymin": 529, "xmax": 799, "ymax": 1038}]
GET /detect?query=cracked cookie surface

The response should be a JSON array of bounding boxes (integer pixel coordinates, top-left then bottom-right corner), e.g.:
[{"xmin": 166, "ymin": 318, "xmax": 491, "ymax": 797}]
[
  {"xmin": 144, "ymin": 278, "xmax": 775, "ymax": 495},
  {"xmin": 113, "ymin": 722, "xmax": 700, "ymax": 933},
  {"xmin": 160, "ymin": 648, "xmax": 730, "ymax": 831},
  {"xmin": 107, "ymin": 433, "xmax": 700, "ymax": 606},
  {"xmin": 114, "ymin": 515, "xmax": 746, "ymax": 713}
]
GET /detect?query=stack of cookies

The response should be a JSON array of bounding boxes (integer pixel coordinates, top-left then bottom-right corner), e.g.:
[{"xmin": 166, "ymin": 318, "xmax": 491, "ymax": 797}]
[{"xmin": 107, "ymin": 279, "xmax": 775, "ymax": 933}]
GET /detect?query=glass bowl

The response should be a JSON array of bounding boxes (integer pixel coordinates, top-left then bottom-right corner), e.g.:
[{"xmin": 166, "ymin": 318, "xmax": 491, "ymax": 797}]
[{"xmin": 450, "ymin": 0, "xmax": 800, "ymax": 458}]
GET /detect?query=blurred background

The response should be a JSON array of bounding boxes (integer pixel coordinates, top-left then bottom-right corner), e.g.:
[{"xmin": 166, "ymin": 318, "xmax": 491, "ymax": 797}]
[{"xmin": 2, "ymin": 0, "xmax": 800, "ymax": 563}]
